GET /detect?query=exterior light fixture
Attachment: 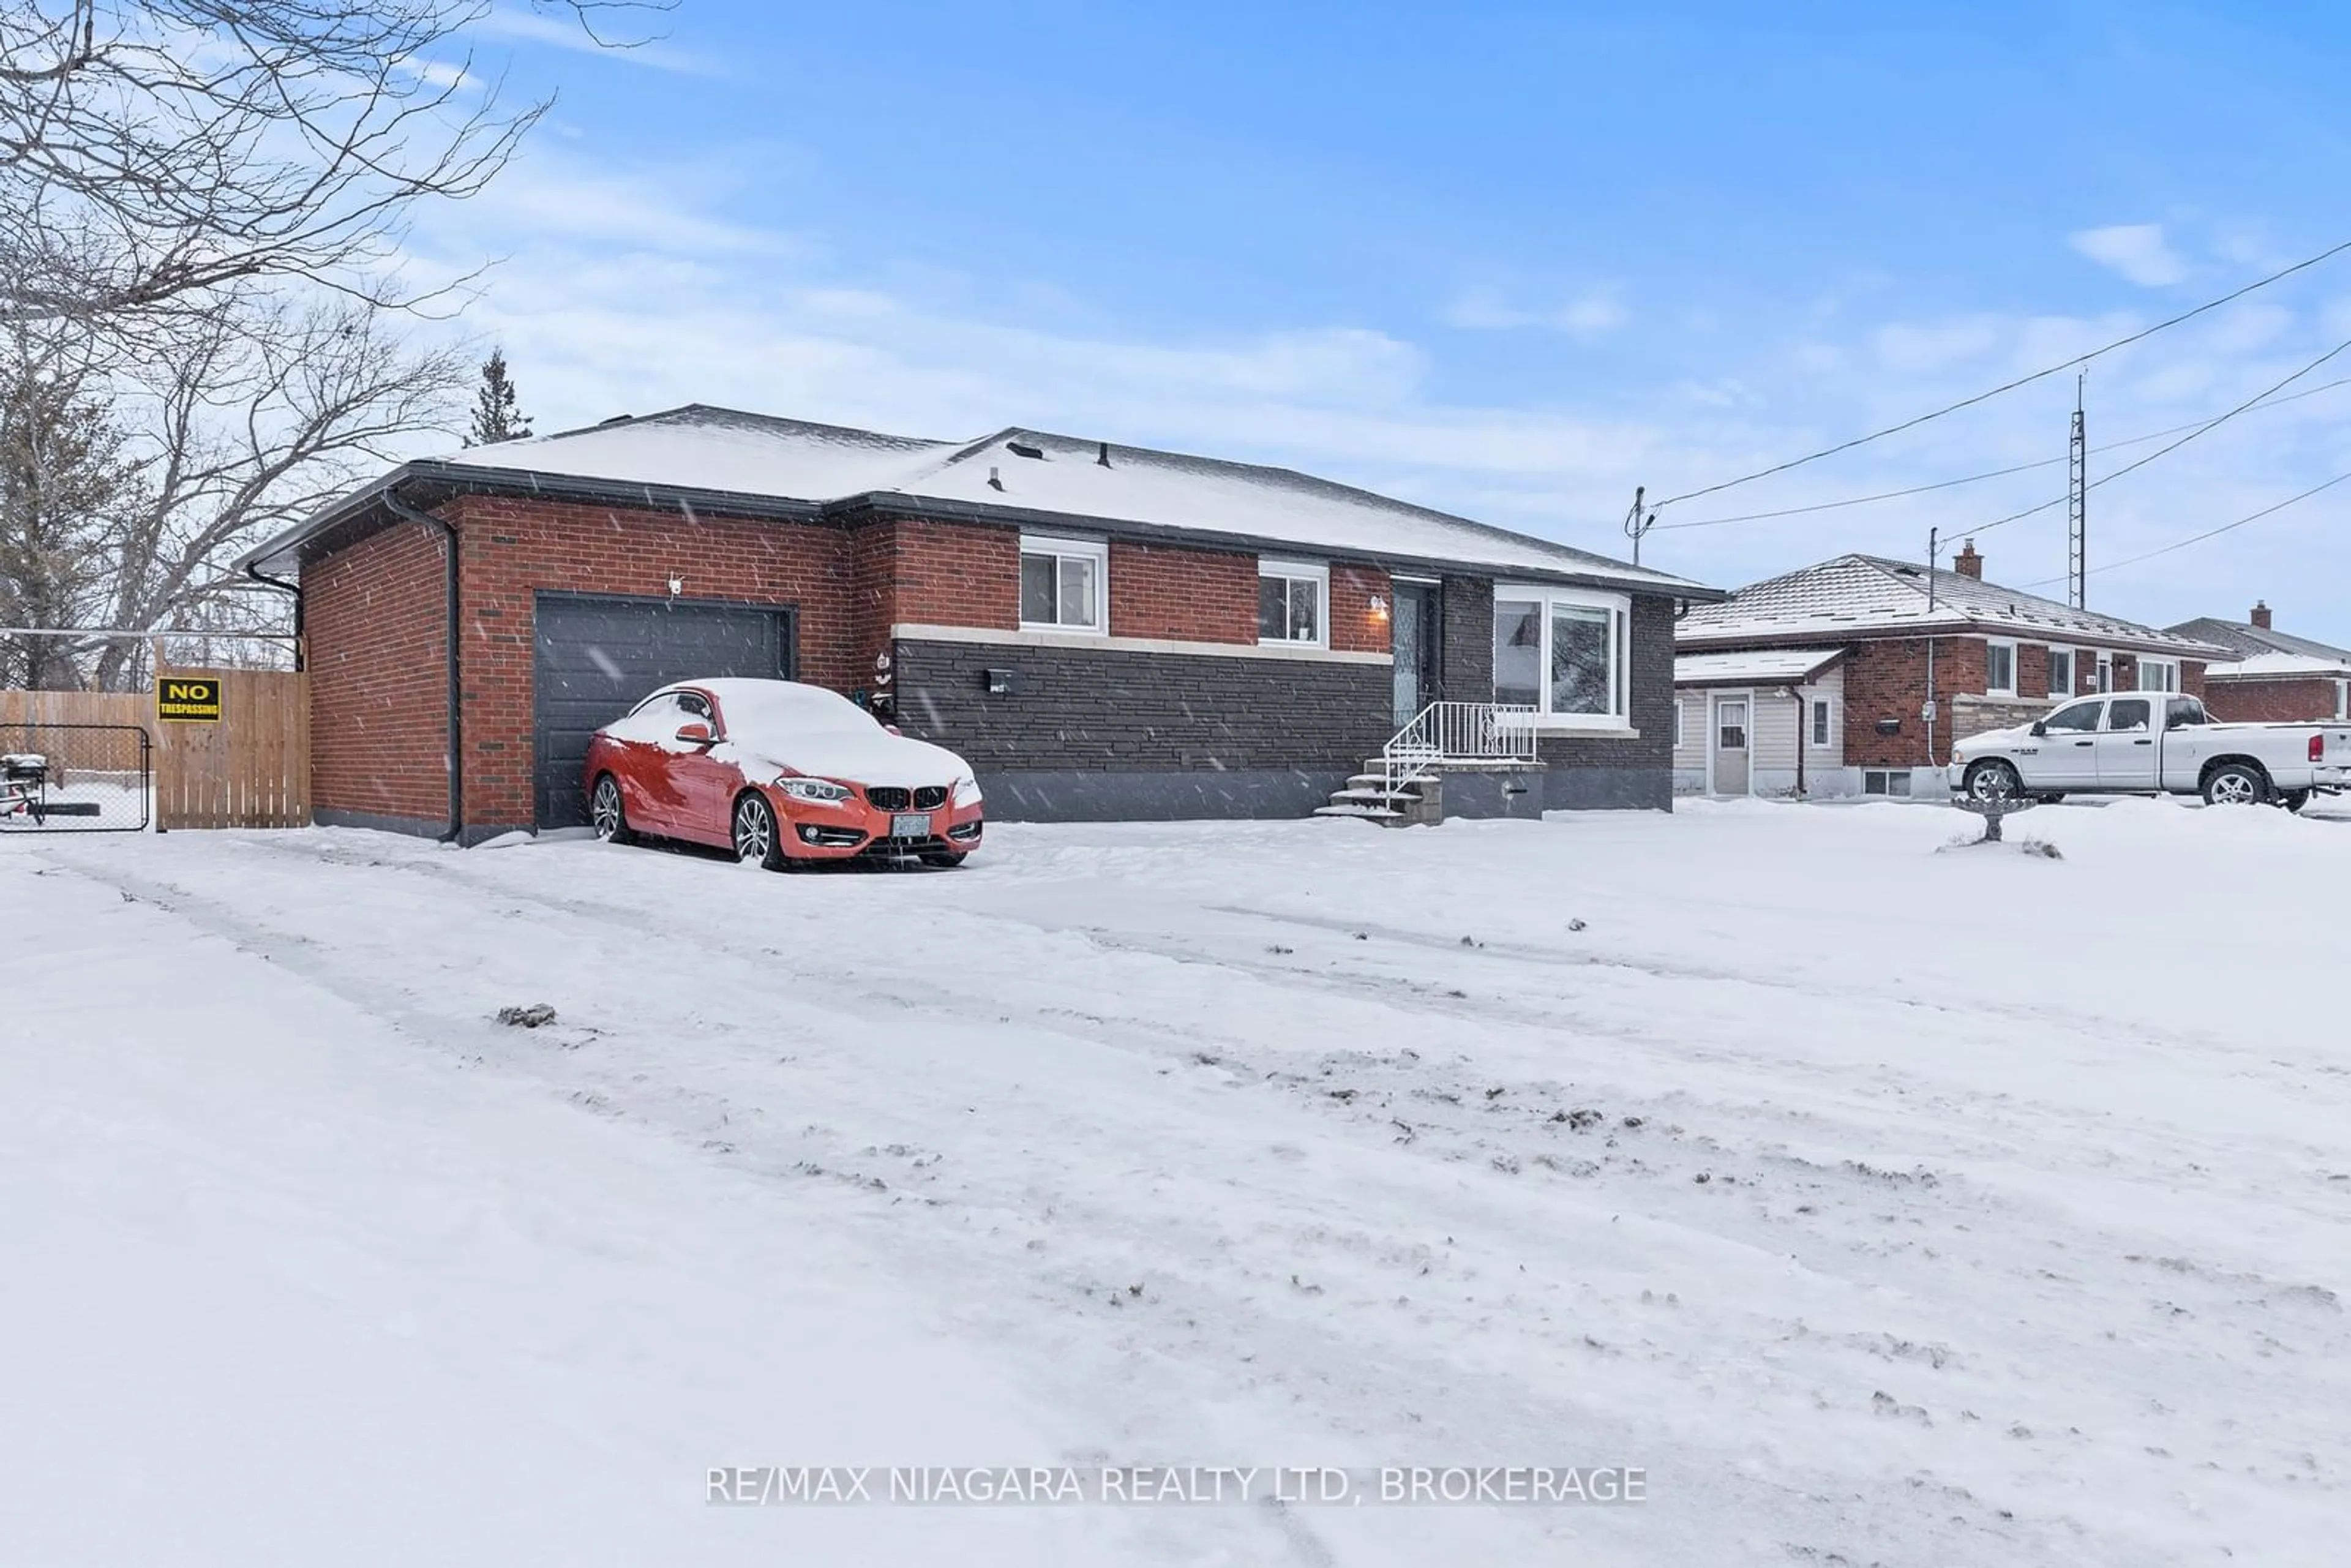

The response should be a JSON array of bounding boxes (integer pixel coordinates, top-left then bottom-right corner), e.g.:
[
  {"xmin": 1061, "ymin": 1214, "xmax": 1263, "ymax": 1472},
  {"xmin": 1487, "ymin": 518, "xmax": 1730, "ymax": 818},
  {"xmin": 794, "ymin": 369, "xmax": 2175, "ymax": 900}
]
[{"xmin": 1368, "ymin": 593, "xmax": 1389, "ymax": 619}]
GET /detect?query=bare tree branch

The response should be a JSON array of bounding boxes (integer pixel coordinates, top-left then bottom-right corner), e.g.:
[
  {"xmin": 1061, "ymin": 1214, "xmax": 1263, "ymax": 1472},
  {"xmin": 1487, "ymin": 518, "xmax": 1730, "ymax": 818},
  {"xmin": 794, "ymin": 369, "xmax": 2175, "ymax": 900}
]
[{"xmin": 1, "ymin": 0, "xmax": 675, "ymax": 326}]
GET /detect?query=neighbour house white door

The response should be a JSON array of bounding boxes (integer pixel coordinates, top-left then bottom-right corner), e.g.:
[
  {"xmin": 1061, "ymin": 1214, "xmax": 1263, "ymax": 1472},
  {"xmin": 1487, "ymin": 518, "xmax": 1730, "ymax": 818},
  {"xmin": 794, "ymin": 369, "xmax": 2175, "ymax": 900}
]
[
  {"xmin": 2094, "ymin": 694, "xmax": 2160, "ymax": 789},
  {"xmin": 1711, "ymin": 696, "xmax": 1751, "ymax": 795}
]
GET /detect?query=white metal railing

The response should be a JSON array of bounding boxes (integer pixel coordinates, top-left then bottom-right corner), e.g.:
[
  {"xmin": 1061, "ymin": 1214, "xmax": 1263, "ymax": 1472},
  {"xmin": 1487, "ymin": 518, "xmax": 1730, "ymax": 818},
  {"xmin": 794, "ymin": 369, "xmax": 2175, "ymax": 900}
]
[{"xmin": 1381, "ymin": 701, "xmax": 1539, "ymax": 793}]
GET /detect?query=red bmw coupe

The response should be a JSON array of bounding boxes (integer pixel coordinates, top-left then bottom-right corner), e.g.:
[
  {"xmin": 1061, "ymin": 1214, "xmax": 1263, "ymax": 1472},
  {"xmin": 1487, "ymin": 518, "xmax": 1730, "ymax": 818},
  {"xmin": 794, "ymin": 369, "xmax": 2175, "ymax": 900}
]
[{"xmin": 582, "ymin": 678, "xmax": 983, "ymax": 869}]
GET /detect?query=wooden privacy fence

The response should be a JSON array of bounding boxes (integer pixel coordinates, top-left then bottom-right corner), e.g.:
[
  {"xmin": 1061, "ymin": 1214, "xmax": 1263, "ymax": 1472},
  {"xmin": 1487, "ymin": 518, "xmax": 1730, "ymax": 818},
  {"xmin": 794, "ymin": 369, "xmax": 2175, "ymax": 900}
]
[
  {"xmin": 151, "ymin": 666, "xmax": 309, "ymax": 829},
  {"xmin": 0, "ymin": 668, "xmax": 310, "ymax": 830}
]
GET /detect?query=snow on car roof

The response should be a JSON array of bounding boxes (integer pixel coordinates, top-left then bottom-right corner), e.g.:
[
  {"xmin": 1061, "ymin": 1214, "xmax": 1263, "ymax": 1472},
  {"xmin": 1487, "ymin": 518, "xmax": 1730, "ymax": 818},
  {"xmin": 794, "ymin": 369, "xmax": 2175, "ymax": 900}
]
[
  {"xmin": 1678, "ymin": 553, "xmax": 2229, "ymax": 656},
  {"xmin": 427, "ymin": 405, "xmax": 1705, "ymax": 593},
  {"xmin": 686, "ymin": 678, "xmax": 879, "ymax": 729}
]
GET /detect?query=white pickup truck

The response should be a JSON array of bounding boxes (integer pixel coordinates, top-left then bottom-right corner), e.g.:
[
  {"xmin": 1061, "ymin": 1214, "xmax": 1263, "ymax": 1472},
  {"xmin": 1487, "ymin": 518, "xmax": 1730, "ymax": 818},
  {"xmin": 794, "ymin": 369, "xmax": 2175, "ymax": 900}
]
[{"xmin": 1951, "ymin": 692, "xmax": 2351, "ymax": 810}]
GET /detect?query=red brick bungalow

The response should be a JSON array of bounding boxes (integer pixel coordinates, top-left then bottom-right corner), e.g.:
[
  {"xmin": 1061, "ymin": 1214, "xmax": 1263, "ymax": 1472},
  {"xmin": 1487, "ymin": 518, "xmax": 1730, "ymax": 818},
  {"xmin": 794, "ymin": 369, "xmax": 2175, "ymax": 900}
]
[
  {"xmin": 241, "ymin": 407, "xmax": 1717, "ymax": 841},
  {"xmin": 2168, "ymin": 604, "xmax": 2351, "ymax": 724},
  {"xmin": 1671, "ymin": 541, "xmax": 2231, "ymax": 797}
]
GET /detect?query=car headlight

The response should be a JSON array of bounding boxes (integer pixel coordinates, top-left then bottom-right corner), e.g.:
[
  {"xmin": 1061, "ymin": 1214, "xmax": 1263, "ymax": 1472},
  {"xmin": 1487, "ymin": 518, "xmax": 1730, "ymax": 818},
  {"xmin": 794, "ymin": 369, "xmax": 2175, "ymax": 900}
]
[
  {"xmin": 778, "ymin": 777, "xmax": 852, "ymax": 803},
  {"xmin": 951, "ymin": 774, "xmax": 984, "ymax": 808}
]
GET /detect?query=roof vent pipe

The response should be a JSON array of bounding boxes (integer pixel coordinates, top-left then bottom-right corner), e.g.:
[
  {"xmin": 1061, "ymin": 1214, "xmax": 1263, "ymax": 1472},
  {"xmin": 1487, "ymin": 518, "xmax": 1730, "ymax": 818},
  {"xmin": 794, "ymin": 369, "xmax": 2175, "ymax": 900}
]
[
  {"xmin": 986, "ymin": 466, "xmax": 1003, "ymax": 492},
  {"xmin": 1097, "ymin": 441, "xmax": 1112, "ymax": 468}
]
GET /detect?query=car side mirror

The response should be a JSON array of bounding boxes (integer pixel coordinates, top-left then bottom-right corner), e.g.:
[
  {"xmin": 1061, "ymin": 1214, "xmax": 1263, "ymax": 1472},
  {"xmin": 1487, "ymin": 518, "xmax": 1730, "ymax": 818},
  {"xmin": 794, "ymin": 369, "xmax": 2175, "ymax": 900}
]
[
  {"xmin": 2028, "ymin": 721, "xmax": 2047, "ymax": 738},
  {"xmin": 675, "ymin": 721, "xmax": 715, "ymax": 746}
]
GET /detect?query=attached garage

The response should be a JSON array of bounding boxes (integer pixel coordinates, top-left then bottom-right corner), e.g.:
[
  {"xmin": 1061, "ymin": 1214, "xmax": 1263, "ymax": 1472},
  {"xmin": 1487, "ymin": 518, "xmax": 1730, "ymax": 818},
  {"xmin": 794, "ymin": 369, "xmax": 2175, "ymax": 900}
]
[{"xmin": 533, "ymin": 593, "xmax": 797, "ymax": 829}]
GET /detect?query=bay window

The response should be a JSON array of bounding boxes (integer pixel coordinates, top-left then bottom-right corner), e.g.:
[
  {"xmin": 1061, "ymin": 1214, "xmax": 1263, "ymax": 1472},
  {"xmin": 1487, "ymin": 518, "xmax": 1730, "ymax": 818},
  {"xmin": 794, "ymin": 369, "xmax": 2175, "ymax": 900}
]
[{"xmin": 1493, "ymin": 585, "xmax": 1630, "ymax": 727}]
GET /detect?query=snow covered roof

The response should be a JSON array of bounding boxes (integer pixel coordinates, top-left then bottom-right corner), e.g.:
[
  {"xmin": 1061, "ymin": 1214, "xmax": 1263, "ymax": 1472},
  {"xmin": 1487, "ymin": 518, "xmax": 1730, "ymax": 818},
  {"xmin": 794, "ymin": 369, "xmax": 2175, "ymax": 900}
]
[
  {"xmin": 1674, "ymin": 648, "xmax": 1843, "ymax": 686},
  {"xmin": 2199, "ymin": 650, "xmax": 2351, "ymax": 681},
  {"xmin": 1676, "ymin": 553, "xmax": 2229, "ymax": 658},
  {"xmin": 253, "ymin": 405, "xmax": 1711, "ymax": 595},
  {"xmin": 2165, "ymin": 616, "xmax": 2351, "ymax": 666}
]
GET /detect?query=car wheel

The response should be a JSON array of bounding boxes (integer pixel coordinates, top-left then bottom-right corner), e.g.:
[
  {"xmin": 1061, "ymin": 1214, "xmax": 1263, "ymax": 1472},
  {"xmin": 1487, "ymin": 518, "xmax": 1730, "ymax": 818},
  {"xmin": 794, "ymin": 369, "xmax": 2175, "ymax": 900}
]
[
  {"xmin": 590, "ymin": 775, "xmax": 633, "ymax": 845},
  {"xmin": 732, "ymin": 792, "xmax": 786, "ymax": 870},
  {"xmin": 2280, "ymin": 789, "xmax": 2311, "ymax": 814},
  {"xmin": 1963, "ymin": 760, "xmax": 2022, "ymax": 802},
  {"xmin": 2201, "ymin": 762, "xmax": 2268, "ymax": 807}
]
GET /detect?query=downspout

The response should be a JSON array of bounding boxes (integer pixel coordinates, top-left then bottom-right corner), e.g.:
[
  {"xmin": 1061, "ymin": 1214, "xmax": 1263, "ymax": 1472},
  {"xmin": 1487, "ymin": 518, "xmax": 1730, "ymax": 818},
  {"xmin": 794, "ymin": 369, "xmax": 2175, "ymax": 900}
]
[
  {"xmin": 1784, "ymin": 685, "xmax": 1806, "ymax": 798},
  {"xmin": 383, "ymin": 492, "xmax": 464, "ymax": 843},
  {"xmin": 244, "ymin": 562, "xmax": 305, "ymax": 672}
]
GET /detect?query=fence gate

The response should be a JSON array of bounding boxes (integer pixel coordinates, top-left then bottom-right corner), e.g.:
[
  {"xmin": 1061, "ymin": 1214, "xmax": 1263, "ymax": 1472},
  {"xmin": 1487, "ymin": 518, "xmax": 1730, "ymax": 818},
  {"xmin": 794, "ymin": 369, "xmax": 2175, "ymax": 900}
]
[
  {"xmin": 0, "ymin": 699, "xmax": 154, "ymax": 833},
  {"xmin": 151, "ymin": 666, "xmax": 310, "ymax": 830}
]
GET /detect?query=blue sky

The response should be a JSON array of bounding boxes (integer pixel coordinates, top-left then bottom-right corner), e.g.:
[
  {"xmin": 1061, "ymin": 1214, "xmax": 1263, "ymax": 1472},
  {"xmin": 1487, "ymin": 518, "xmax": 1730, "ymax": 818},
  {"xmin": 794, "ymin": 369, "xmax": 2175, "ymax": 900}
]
[{"xmin": 412, "ymin": 2, "xmax": 2351, "ymax": 640}]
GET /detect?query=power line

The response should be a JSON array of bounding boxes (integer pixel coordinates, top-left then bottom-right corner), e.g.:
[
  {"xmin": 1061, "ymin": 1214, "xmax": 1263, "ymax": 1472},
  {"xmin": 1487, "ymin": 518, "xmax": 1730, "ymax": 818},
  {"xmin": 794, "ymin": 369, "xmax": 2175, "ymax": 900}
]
[
  {"xmin": 2018, "ymin": 470, "xmax": 2351, "ymax": 588},
  {"xmin": 1652, "ymin": 234, "xmax": 2351, "ymax": 510},
  {"xmin": 1654, "ymin": 373, "xmax": 2351, "ymax": 531},
  {"xmin": 1962, "ymin": 330, "xmax": 2351, "ymax": 542}
]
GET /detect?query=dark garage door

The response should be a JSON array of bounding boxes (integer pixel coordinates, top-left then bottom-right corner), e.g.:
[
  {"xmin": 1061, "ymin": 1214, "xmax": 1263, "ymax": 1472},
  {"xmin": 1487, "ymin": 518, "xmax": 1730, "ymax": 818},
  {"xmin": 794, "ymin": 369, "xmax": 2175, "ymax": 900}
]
[{"xmin": 533, "ymin": 593, "xmax": 796, "ymax": 828}]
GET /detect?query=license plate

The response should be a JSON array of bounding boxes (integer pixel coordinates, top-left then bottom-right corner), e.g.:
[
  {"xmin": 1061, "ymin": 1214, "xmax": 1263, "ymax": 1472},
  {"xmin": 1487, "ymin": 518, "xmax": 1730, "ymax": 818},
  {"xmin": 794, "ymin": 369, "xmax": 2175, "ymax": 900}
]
[{"xmin": 889, "ymin": 812, "xmax": 932, "ymax": 839}]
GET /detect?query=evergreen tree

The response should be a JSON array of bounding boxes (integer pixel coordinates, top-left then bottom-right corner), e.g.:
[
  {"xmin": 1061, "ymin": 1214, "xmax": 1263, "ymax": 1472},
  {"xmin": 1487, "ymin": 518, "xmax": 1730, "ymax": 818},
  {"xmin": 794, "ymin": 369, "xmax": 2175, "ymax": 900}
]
[
  {"xmin": 0, "ymin": 348, "xmax": 141, "ymax": 688},
  {"xmin": 465, "ymin": 348, "xmax": 533, "ymax": 446}
]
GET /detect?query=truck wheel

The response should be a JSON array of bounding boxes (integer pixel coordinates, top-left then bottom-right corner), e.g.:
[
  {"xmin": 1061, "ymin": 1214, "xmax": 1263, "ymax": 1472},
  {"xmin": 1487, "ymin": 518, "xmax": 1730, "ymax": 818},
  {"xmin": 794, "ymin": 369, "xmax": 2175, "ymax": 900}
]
[
  {"xmin": 1963, "ymin": 760, "xmax": 2022, "ymax": 802},
  {"xmin": 2201, "ymin": 763, "xmax": 2268, "ymax": 807},
  {"xmin": 2280, "ymin": 789, "xmax": 2311, "ymax": 814}
]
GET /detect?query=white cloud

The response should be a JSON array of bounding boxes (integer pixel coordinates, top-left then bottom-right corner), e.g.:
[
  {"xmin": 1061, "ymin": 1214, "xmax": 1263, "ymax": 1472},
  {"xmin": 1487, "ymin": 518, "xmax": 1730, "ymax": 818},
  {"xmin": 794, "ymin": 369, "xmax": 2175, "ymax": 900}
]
[
  {"xmin": 2069, "ymin": 223, "xmax": 2191, "ymax": 287},
  {"xmin": 1441, "ymin": 287, "xmax": 1627, "ymax": 337},
  {"xmin": 471, "ymin": 6, "xmax": 720, "ymax": 77}
]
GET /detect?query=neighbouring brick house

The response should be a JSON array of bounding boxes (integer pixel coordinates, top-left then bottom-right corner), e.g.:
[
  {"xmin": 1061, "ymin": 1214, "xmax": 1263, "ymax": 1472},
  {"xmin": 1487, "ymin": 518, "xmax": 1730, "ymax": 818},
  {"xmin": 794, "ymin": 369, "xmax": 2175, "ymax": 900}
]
[
  {"xmin": 242, "ymin": 407, "xmax": 1718, "ymax": 842},
  {"xmin": 1670, "ymin": 542, "xmax": 2230, "ymax": 798},
  {"xmin": 2167, "ymin": 604, "xmax": 2351, "ymax": 724}
]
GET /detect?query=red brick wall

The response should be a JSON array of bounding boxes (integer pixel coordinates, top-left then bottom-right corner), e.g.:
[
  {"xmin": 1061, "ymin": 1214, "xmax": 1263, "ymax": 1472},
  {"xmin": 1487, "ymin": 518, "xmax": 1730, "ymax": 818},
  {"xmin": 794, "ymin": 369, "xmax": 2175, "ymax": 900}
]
[
  {"xmin": 888, "ymin": 517, "xmax": 1021, "ymax": 627},
  {"xmin": 1330, "ymin": 563, "xmax": 1393, "ymax": 655},
  {"xmin": 448, "ymin": 494, "xmax": 860, "ymax": 830},
  {"xmin": 2203, "ymin": 677, "xmax": 2345, "ymax": 722},
  {"xmin": 1840, "ymin": 636, "xmax": 1989, "ymax": 767},
  {"xmin": 305, "ymin": 519, "xmax": 452, "ymax": 825},
  {"xmin": 1109, "ymin": 541, "xmax": 1256, "ymax": 642}
]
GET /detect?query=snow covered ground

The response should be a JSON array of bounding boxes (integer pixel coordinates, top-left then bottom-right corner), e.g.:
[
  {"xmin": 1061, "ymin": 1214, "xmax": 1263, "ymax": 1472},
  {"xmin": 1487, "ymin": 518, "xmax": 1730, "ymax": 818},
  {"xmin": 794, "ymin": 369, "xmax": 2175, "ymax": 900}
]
[{"xmin": 4, "ymin": 798, "xmax": 2347, "ymax": 1565}]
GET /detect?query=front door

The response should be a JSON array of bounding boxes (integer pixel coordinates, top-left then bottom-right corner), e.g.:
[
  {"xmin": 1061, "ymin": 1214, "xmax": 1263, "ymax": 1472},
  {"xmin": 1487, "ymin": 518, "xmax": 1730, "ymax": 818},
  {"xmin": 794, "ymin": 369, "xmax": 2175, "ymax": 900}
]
[
  {"xmin": 1391, "ymin": 583, "xmax": 1442, "ymax": 728},
  {"xmin": 1712, "ymin": 697, "xmax": 1751, "ymax": 795}
]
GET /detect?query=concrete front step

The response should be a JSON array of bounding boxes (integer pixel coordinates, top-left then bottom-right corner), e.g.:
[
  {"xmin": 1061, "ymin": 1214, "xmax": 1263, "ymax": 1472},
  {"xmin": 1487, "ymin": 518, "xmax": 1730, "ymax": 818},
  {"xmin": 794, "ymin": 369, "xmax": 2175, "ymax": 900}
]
[{"xmin": 1313, "ymin": 801, "xmax": 1405, "ymax": 819}]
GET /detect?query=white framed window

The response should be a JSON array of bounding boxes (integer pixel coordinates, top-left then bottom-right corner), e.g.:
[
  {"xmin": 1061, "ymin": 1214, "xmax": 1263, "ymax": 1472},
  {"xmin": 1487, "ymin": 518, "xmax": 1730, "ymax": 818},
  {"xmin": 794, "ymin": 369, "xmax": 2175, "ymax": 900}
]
[
  {"xmin": 1019, "ymin": 534, "xmax": 1106, "ymax": 633},
  {"xmin": 2095, "ymin": 651, "xmax": 2113, "ymax": 692},
  {"xmin": 2047, "ymin": 647, "xmax": 2075, "ymax": 697},
  {"xmin": 1256, "ymin": 558, "xmax": 1328, "ymax": 648},
  {"xmin": 1863, "ymin": 768, "xmax": 1913, "ymax": 798},
  {"xmin": 1810, "ymin": 697, "xmax": 1832, "ymax": 748},
  {"xmin": 2338, "ymin": 680, "xmax": 2349, "ymax": 722},
  {"xmin": 2137, "ymin": 658, "xmax": 2180, "ymax": 693},
  {"xmin": 1493, "ymin": 585, "xmax": 1631, "ymax": 727},
  {"xmin": 1985, "ymin": 639, "xmax": 2017, "ymax": 697},
  {"xmin": 1673, "ymin": 699, "xmax": 1684, "ymax": 746}
]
